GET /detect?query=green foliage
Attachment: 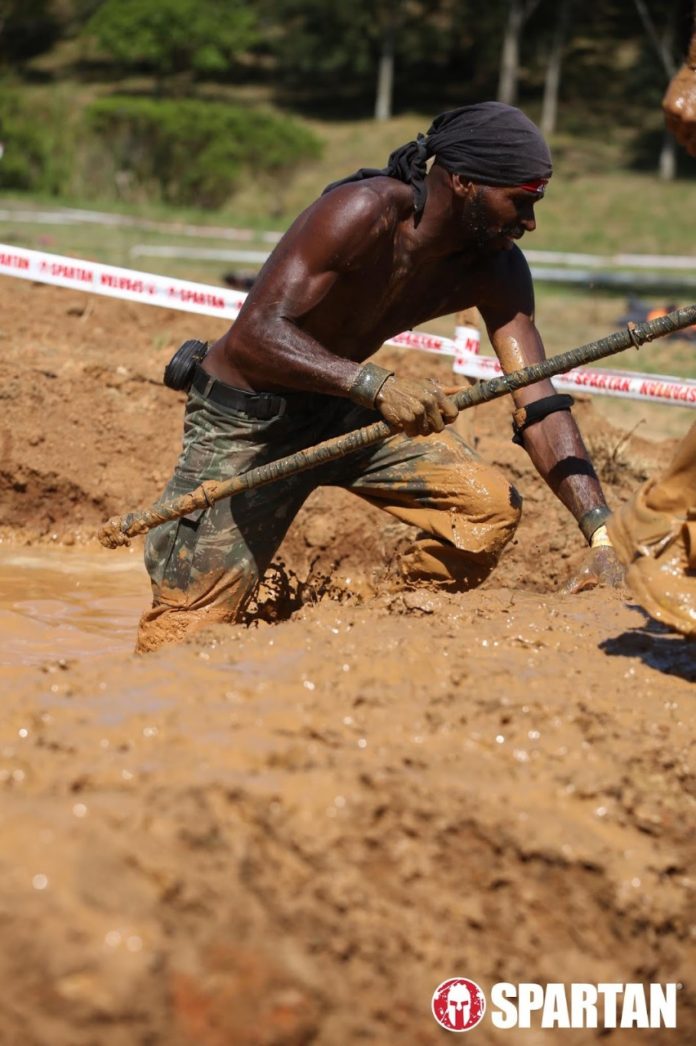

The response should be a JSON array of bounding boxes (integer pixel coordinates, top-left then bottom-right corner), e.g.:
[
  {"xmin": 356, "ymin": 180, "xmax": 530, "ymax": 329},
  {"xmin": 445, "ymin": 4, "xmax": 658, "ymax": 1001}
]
[
  {"xmin": 85, "ymin": 96, "xmax": 322, "ymax": 207},
  {"xmin": 258, "ymin": 0, "xmax": 468, "ymax": 87},
  {"xmin": 84, "ymin": 0, "xmax": 258, "ymax": 76},
  {"xmin": 0, "ymin": 0, "xmax": 690, "ymax": 200},
  {"xmin": 0, "ymin": 86, "xmax": 73, "ymax": 193}
]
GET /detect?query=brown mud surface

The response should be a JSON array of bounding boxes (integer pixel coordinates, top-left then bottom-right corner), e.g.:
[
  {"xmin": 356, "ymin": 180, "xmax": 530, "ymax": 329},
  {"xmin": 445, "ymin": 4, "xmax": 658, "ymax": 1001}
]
[{"xmin": 1, "ymin": 278, "xmax": 694, "ymax": 1044}]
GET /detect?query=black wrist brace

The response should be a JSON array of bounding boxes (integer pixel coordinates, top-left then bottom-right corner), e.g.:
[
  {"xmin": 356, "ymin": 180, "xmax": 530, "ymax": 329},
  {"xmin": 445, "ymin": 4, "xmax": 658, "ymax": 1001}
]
[{"xmin": 512, "ymin": 394, "xmax": 575, "ymax": 446}]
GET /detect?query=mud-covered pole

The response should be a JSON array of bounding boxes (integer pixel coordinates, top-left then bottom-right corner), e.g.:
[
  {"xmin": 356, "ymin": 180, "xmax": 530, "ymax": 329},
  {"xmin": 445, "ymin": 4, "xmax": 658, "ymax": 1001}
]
[
  {"xmin": 452, "ymin": 305, "xmax": 696, "ymax": 410},
  {"xmin": 98, "ymin": 305, "xmax": 696, "ymax": 548}
]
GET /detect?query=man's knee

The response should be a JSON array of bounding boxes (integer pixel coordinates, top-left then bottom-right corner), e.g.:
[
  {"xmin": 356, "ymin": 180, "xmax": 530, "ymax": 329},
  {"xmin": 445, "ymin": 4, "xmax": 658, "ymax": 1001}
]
[
  {"xmin": 469, "ymin": 477, "xmax": 523, "ymax": 555},
  {"xmin": 400, "ymin": 479, "xmax": 521, "ymax": 589},
  {"xmin": 442, "ymin": 469, "xmax": 522, "ymax": 560},
  {"xmin": 399, "ymin": 472, "xmax": 519, "ymax": 594}
]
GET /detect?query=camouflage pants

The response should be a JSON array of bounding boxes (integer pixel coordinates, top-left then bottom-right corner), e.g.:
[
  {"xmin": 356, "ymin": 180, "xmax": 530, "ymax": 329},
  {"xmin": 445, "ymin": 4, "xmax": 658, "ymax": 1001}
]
[{"xmin": 136, "ymin": 374, "xmax": 521, "ymax": 651}]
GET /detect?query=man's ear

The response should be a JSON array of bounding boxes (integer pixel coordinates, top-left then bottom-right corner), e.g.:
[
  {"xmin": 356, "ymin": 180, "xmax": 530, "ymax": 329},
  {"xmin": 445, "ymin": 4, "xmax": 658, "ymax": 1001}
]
[{"xmin": 450, "ymin": 173, "xmax": 476, "ymax": 199}]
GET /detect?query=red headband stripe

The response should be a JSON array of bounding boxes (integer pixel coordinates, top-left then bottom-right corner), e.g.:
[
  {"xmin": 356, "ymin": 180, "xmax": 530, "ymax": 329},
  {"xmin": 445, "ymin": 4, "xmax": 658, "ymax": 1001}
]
[{"xmin": 518, "ymin": 178, "xmax": 548, "ymax": 194}]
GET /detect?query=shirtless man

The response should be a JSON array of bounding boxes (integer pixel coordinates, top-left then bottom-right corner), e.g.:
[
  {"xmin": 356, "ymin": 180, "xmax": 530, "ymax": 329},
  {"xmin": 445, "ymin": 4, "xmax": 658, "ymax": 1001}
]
[
  {"xmin": 607, "ymin": 14, "xmax": 696, "ymax": 637},
  {"xmin": 137, "ymin": 102, "xmax": 621, "ymax": 652}
]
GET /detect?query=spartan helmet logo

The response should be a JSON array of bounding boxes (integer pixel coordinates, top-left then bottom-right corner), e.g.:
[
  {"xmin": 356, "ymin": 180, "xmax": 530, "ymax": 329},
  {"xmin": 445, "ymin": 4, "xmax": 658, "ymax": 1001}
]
[
  {"xmin": 447, "ymin": 981, "xmax": 472, "ymax": 1028},
  {"xmin": 431, "ymin": 977, "xmax": 486, "ymax": 1032}
]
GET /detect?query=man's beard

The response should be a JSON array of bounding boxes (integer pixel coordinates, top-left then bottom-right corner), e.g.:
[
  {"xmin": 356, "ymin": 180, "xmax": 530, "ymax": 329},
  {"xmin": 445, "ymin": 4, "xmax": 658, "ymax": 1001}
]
[
  {"xmin": 467, "ymin": 188, "xmax": 522, "ymax": 253},
  {"xmin": 467, "ymin": 190, "xmax": 494, "ymax": 250}
]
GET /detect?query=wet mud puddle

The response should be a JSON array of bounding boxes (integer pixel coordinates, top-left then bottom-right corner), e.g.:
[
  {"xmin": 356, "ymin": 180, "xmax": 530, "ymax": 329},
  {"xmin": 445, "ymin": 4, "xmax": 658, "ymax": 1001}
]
[{"xmin": 0, "ymin": 545, "xmax": 149, "ymax": 668}]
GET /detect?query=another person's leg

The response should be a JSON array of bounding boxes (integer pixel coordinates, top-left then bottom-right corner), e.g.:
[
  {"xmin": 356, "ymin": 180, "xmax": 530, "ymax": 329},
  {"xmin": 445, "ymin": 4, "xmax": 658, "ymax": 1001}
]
[
  {"xmin": 332, "ymin": 415, "xmax": 521, "ymax": 588},
  {"xmin": 607, "ymin": 422, "xmax": 696, "ymax": 635}
]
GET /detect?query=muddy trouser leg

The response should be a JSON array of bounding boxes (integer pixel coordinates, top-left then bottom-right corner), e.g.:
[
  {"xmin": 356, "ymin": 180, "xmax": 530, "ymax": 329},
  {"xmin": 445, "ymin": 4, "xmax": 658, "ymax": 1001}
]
[
  {"xmin": 643, "ymin": 421, "xmax": 696, "ymax": 513},
  {"xmin": 607, "ymin": 421, "xmax": 696, "ymax": 635},
  {"xmin": 322, "ymin": 412, "xmax": 522, "ymax": 589},
  {"xmin": 136, "ymin": 388, "xmax": 321, "ymax": 653}
]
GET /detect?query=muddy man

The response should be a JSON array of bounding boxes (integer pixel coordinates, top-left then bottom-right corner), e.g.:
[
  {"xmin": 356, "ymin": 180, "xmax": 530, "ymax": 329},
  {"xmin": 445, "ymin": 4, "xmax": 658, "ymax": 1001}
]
[
  {"xmin": 137, "ymin": 102, "xmax": 622, "ymax": 652},
  {"xmin": 607, "ymin": 9, "xmax": 696, "ymax": 637}
]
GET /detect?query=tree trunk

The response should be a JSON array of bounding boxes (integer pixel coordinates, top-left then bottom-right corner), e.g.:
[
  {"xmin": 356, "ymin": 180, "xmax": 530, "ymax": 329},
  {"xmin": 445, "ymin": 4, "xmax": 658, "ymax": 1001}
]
[
  {"xmin": 632, "ymin": 0, "xmax": 679, "ymax": 179},
  {"xmin": 374, "ymin": 21, "xmax": 396, "ymax": 121},
  {"xmin": 659, "ymin": 129, "xmax": 678, "ymax": 180},
  {"xmin": 498, "ymin": 0, "xmax": 525, "ymax": 104},
  {"xmin": 540, "ymin": 0, "xmax": 572, "ymax": 136},
  {"xmin": 374, "ymin": 1, "xmax": 399, "ymax": 122},
  {"xmin": 632, "ymin": 0, "xmax": 677, "ymax": 78},
  {"xmin": 498, "ymin": 0, "xmax": 543, "ymax": 106}
]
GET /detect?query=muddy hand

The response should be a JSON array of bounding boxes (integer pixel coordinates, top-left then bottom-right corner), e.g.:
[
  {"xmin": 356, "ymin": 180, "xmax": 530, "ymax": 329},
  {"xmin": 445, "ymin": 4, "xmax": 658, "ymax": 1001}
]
[
  {"xmin": 376, "ymin": 376, "xmax": 458, "ymax": 436},
  {"xmin": 98, "ymin": 516, "xmax": 132, "ymax": 549},
  {"xmin": 562, "ymin": 546, "xmax": 624, "ymax": 594},
  {"xmin": 663, "ymin": 64, "xmax": 696, "ymax": 158}
]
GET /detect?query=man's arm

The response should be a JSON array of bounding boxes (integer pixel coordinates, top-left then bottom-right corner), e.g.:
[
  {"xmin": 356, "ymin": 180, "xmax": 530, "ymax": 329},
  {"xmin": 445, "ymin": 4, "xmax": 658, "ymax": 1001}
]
[
  {"xmin": 226, "ymin": 186, "xmax": 380, "ymax": 397},
  {"xmin": 477, "ymin": 247, "xmax": 621, "ymax": 585},
  {"xmin": 223, "ymin": 183, "xmax": 457, "ymax": 434},
  {"xmin": 663, "ymin": 13, "xmax": 696, "ymax": 156}
]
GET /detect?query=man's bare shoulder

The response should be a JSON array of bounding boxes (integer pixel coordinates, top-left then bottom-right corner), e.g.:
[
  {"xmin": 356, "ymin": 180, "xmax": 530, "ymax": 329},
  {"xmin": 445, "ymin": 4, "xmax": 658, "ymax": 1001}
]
[
  {"xmin": 286, "ymin": 177, "xmax": 413, "ymax": 254},
  {"xmin": 319, "ymin": 176, "xmax": 414, "ymax": 222}
]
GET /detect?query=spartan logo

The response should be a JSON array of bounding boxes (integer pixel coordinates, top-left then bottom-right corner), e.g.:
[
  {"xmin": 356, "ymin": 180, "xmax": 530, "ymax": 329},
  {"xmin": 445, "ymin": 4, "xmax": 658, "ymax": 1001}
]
[{"xmin": 432, "ymin": 977, "xmax": 486, "ymax": 1033}]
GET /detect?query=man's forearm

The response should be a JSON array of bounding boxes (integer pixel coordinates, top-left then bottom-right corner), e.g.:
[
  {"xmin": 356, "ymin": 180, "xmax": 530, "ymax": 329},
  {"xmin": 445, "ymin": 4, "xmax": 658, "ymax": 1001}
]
[{"xmin": 517, "ymin": 409, "xmax": 609, "ymax": 538}]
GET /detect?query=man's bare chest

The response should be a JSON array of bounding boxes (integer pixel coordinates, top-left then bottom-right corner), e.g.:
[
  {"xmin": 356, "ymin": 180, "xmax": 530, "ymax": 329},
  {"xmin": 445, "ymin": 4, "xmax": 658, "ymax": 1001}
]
[{"xmin": 306, "ymin": 253, "xmax": 481, "ymax": 356}]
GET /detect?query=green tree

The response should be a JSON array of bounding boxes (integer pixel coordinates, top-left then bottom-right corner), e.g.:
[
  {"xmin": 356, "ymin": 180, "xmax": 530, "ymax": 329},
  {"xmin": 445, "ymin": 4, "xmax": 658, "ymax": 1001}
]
[
  {"xmin": 85, "ymin": 96, "xmax": 321, "ymax": 207},
  {"xmin": 258, "ymin": 0, "xmax": 469, "ymax": 101},
  {"xmin": 84, "ymin": 0, "xmax": 257, "ymax": 78},
  {"xmin": 0, "ymin": 87, "xmax": 74, "ymax": 193}
]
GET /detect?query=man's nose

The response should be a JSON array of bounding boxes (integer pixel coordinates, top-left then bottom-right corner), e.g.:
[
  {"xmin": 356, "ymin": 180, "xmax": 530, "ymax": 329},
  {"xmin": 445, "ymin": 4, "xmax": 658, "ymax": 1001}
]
[{"xmin": 522, "ymin": 213, "xmax": 536, "ymax": 232}]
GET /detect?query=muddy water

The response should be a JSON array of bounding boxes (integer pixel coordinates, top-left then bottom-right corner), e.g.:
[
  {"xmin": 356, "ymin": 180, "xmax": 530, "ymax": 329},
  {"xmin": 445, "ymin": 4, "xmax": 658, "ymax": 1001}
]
[{"xmin": 0, "ymin": 545, "xmax": 149, "ymax": 668}]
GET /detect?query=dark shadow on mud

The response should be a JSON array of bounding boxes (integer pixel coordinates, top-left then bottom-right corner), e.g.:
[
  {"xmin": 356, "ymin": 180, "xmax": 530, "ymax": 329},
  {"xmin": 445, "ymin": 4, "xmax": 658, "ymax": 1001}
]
[
  {"xmin": 244, "ymin": 559, "xmax": 354, "ymax": 626},
  {"xmin": 600, "ymin": 609, "xmax": 695, "ymax": 683}
]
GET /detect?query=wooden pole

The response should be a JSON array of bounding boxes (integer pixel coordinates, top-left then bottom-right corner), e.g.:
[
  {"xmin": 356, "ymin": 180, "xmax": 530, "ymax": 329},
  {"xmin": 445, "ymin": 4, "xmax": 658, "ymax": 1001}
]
[{"xmin": 98, "ymin": 305, "xmax": 696, "ymax": 548}]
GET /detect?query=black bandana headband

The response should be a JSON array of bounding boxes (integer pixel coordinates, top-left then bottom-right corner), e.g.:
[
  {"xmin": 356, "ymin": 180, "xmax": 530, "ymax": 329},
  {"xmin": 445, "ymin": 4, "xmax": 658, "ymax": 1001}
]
[{"xmin": 323, "ymin": 102, "xmax": 553, "ymax": 222}]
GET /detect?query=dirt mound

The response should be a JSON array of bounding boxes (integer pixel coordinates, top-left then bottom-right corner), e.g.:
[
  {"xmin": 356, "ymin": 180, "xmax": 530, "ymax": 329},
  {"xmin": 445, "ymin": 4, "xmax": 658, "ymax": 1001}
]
[{"xmin": 1, "ymin": 277, "xmax": 694, "ymax": 1044}]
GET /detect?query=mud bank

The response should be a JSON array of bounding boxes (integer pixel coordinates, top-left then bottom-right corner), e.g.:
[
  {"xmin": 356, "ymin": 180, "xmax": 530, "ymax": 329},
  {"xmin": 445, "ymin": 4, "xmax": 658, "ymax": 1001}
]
[{"xmin": 0, "ymin": 279, "xmax": 694, "ymax": 1044}]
